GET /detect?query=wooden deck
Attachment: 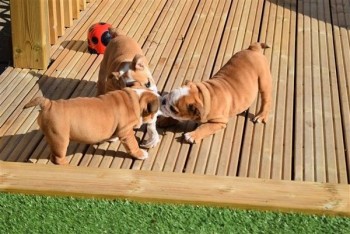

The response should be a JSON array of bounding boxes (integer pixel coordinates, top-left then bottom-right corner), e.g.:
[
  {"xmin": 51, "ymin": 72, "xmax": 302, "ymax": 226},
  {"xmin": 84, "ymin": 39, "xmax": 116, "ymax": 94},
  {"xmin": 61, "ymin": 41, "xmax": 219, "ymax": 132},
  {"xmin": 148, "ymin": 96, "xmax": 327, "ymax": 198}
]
[{"xmin": 1, "ymin": 0, "xmax": 350, "ymax": 215}]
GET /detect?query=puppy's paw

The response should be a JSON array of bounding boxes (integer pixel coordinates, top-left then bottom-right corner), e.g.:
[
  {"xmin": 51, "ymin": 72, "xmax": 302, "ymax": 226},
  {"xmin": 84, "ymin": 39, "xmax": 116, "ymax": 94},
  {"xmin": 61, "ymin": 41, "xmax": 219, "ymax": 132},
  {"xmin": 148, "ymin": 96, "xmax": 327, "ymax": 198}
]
[
  {"xmin": 133, "ymin": 149, "xmax": 149, "ymax": 160},
  {"xmin": 51, "ymin": 155, "xmax": 69, "ymax": 165},
  {"xmin": 107, "ymin": 136, "xmax": 119, "ymax": 142},
  {"xmin": 184, "ymin": 132, "xmax": 196, "ymax": 144},
  {"xmin": 141, "ymin": 135, "xmax": 160, "ymax": 148},
  {"xmin": 253, "ymin": 112, "xmax": 268, "ymax": 124}
]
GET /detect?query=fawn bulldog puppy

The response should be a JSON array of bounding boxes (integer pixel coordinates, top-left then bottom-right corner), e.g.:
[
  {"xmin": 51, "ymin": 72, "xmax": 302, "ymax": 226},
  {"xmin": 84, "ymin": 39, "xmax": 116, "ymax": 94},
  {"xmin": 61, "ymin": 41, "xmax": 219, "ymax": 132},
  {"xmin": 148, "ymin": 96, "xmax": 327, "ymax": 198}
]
[
  {"xmin": 161, "ymin": 42, "xmax": 272, "ymax": 144},
  {"xmin": 97, "ymin": 27, "xmax": 160, "ymax": 148},
  {"xmin": 97, "ymin": 27, "xmax": 157, "ymax": 95},
  {"xmin": 24, "ymin": 88, "xmax": 160, "ymax": 165}
]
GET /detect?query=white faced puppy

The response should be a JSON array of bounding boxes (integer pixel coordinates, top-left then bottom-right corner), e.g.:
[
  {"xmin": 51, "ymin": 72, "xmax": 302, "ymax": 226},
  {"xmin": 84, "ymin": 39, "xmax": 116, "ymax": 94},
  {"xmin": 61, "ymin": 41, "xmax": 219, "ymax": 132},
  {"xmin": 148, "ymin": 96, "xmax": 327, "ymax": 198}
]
[
  {"xmin": 97, "ymin": 27, "xmax": 157, "ymax": 95},
  {"xmin": 161, "ymin": 42, "xmax": 272, "ymax": 143},
  {"xmin": 24, "ymin": 88, "xmax": 160, "ymax": 165}
]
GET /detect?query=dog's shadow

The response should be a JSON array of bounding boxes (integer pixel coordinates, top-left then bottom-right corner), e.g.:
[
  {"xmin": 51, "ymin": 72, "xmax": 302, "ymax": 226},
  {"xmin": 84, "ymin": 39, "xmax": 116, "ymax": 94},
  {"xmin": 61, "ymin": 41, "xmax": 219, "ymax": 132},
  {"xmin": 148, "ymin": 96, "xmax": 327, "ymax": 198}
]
[
  {"xmin": 0, "ymin": 70, "xmax": 151, "ymax": 165},
  {"xmin": 156, "ymin": 111, "xmax": 257, "ymax": 144},
  {"xmin": 0, "ymin": 128, "xmax": 145, "ymax": 165}
]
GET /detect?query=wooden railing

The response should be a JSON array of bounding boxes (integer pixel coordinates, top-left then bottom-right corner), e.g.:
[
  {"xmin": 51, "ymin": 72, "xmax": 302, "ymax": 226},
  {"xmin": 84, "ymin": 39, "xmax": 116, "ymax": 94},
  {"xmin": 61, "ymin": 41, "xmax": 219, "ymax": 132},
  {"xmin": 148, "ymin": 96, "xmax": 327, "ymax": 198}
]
[{"xmin": 10, "ymin": 0, "xmax": 94, "ymax": 69}]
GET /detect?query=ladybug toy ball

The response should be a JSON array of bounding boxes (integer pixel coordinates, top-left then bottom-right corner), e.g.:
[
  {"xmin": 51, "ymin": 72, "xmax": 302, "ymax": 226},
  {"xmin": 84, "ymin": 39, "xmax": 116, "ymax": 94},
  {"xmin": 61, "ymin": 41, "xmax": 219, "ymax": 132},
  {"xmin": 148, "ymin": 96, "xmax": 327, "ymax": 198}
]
[{"xmin": 87, "ymin": 22, "xmax": 112, "ymax": 54}]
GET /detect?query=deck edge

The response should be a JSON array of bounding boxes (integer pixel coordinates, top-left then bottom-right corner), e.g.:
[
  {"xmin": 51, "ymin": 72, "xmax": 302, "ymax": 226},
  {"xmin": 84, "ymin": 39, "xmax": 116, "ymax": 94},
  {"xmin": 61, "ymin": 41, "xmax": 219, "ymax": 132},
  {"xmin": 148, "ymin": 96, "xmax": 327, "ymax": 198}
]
[{"xmin": 0, "ymin": 162, "xmax": 349, "ymax": 216}]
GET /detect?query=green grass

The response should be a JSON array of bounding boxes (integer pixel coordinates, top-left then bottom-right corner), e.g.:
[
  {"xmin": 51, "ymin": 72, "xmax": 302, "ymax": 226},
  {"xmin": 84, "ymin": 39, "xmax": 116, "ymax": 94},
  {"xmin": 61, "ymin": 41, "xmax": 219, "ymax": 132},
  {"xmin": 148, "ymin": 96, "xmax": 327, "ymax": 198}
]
[{"xmin": 1, "ymin": 193, "xmax": 349, "ymax": 233}]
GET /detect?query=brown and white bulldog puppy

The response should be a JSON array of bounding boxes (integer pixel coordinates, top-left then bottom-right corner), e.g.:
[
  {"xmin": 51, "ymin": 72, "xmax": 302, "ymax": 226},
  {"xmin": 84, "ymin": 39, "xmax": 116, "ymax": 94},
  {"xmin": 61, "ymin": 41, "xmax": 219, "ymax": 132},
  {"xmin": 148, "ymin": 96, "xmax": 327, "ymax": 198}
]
[
  {"xmin": 24, "ymin": 88, "xmax": 160, "ymax": 165},
  {"xmin": 97, "ymin": 28, "xmax": 157, "ymax": 95},
  {"xmin": 97, "ymin": 27, "xmax": 160, "ymax": 148},
  {"xmin": 160, "ymin": 42, "xmax": 272, "ymax": 144}
]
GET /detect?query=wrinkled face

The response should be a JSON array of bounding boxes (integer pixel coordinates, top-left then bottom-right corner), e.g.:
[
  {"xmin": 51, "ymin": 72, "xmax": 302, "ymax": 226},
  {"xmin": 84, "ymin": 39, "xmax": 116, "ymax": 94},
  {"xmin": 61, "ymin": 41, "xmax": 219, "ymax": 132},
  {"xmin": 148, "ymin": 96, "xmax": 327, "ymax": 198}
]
[
  {"xmin": 117, "ymin": 54, "xmax": 158, "ymax": 93},
  {"xmin": 161, "ymin": 84, "xmax": 203, "ymax": 121},
  {"xmin": 126, "ymin": 69, "xmax": 157, "ymax": 93}
]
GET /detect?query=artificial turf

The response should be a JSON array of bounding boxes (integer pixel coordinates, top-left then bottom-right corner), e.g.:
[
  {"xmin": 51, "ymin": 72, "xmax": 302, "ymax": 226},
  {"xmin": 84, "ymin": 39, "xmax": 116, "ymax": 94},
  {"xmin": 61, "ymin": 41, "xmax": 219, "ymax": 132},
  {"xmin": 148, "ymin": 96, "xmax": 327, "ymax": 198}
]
[{"xmin": 0, "ymin": 193, "xmax": 349, "ymax": 233}]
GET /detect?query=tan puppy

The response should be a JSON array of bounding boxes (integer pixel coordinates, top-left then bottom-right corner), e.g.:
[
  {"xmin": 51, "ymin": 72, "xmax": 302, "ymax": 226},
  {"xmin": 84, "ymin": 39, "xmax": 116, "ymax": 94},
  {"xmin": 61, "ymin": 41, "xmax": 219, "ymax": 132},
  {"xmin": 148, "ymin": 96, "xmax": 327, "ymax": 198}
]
[
  {"xmin": 24, "ymin": 88, "xmax": 160, "ymax": 165},
  {"xmin": 160, "ymin": 42, "xmax": 272, "ymax": 143},
  {"xmin": 97, "ymin": 28, "xmax": 157, "ymax": 95}
]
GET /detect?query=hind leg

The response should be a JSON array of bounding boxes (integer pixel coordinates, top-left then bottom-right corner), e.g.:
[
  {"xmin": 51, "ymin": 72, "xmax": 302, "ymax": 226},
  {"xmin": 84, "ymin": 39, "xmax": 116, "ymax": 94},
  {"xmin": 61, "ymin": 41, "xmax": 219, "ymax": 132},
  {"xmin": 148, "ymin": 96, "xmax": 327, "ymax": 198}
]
[
  {"xmin": 254, "ymin": 70, "xmax": 272, "ymax": 123},
  {"xmin": 45, "ymin": 133, "xmax": 70, "ymax": 165}
]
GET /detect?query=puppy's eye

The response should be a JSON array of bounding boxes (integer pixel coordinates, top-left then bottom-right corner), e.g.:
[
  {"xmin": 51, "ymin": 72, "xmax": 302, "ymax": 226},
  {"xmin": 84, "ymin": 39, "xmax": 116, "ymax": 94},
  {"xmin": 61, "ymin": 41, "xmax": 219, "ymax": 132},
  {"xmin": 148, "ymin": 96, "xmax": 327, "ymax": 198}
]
[
  {"xmin": 145, "ymin": 80, "xmax": 151, "ymax": 88},
  {"xmin": 126, "ymin": 80, "xmax": 136, "ymax": 87},
  {"xmin": 170, "ymin": 106, "xmax": 178, "ymax": 114}
]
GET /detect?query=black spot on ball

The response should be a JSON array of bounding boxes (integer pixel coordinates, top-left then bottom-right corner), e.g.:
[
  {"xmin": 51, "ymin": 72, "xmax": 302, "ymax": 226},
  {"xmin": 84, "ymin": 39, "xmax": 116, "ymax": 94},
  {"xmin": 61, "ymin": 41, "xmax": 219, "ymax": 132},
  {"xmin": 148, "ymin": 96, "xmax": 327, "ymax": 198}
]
[
  {"xmin": 92, "ymin": 36, "xmax": 99, "ymax": 44},
  {"xmin": 88, "ymin": 47, "xmax": 97, "ymax": 54},
  {"xmin": 101, "ymin": 31, "xmax": 112, "ymax": 46},
  {"xmin": 99, "ymin": 22, "xmax": 106, "ymax": 25}
]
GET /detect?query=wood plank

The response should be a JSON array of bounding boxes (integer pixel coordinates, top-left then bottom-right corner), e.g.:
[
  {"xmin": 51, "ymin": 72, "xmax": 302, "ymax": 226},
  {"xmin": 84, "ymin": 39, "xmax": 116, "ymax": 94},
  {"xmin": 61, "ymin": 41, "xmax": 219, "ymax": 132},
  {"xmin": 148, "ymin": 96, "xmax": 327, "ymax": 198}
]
[
  {"xmin": 316, "ymin": 0, "xmax": 345, "ymax": 183},
  {"xmin": 63, "ymin": 0, "xmax": 73, "ymax": 27},
  {"xmin": 80, "ymin": 0, "xmax": 86, "ymax": 10},
  {"xmin": 48, "ymin": 0, "xmax": 58, "ymax": 44},
  {"xmin": 0, "ymin": 67, "xmax": 14, "ymax": 85},
  {"xmin": 294, "ymin": 0, "xmax": 304, "ymax": 181},
  {"xmin": 253, "ymin": 0, "xmax": 296, "ymax": 181},
  {"xmin": 10, "ymin": 0, "xmax": 50, "ymax": 69},
  {"xmin": 1, "ymin": 162, "xmax": 349, "ymax": 216},
  {"xmin": 281, "ymin": 0, "xmax": 296, "ymax": 181},
  {"xmin": 55, "ymin": 0, "xmax": 65, "ymax": 36},
  {"xmin": 72, "ymin": 0, "xmax": 80, "ymax": 19},
  {"xmin": 330, "ymin": 0, "xmax": 350, "ymax": 182},
  {"xmin": 121, "ymin": 0, "xmax": 149, "ymax": 34}
]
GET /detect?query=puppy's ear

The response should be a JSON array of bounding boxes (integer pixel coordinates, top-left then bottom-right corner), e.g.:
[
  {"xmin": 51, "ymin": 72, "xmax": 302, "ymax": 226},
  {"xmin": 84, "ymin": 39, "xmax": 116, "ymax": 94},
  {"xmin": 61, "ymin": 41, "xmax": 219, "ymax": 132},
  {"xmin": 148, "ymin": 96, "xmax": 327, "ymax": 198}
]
[
  {"xmin": 188, "ymin": 102, "xmax": 204, "ymax": 120},
  {"xmin": 184, "ymin": 80, "xmax": 197, "ymax": 91},
  {"xmin": 140, "ymin": 92, "xmax": 160, "ymax": 117},
  {"xmin": 109, "ymin": 72, "xmax": 126, "ymax": 89},
  {"xmin": 132, "ymin": 54, "xmax": 147, "ymax": 71}
]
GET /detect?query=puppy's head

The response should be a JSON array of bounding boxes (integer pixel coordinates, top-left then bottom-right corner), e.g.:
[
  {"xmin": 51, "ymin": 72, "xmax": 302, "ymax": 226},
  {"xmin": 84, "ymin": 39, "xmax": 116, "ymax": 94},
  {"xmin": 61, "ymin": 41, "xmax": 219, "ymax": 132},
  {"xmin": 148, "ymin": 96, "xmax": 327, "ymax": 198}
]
[
  {"xmin": 161, "ymin": 81, "xmax": 204, "ymax": 121},
  {"xmin": 137, "ymin": 89, "xmax": 161, "ymax": 124},
  {"xmin": 111, "ymin": 54, "xmax": 157, "ymax": 92}
]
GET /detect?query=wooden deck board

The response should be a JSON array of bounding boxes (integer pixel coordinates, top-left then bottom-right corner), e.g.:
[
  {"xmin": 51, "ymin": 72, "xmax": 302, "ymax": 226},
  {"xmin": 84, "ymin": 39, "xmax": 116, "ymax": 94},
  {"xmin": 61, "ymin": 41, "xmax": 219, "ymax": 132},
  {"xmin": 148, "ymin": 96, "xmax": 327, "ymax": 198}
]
[
  {"xmin": 330, "ymin": 0, "xmax": 350, "ymax": 182},
  {"xmin": 1, "ymin": 0, "xmax": 350, "ymax": 214},
  {"xmin": 1, "ymin": 162, "xmax": 349, "ymax": 216}
]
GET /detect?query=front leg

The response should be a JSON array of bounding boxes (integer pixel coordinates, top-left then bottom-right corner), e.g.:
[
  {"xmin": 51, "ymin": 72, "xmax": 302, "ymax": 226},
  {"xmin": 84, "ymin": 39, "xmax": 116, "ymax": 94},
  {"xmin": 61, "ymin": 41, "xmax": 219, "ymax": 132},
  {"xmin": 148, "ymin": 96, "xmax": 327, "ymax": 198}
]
[
  {"xmin": 141, "ymin": 121, "xmax": 160, "ymax": 148},
  {"xmin": 184, "ymin": 122, "xmax": 227, "ymax": 144},
  {"xmin": 120, "ymin": 131, "xmax": 148, "ymax": 160}
]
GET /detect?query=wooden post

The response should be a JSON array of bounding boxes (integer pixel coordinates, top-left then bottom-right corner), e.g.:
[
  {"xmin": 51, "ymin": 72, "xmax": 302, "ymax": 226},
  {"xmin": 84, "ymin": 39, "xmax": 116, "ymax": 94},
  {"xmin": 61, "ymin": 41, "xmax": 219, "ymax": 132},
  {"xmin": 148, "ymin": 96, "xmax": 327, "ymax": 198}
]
[
  {"xmin": 10, "ymin": 0, "xmax": 50, "ymax": 69},
  {"xmin": 56, "ymin": 0, "xmax": 65, "ymax": 36},
  {"xmin": 80, "ymin": 0, "xmax": 86, "ymax": 10},
  {"xmin": 72, "ymin": 0, "xmax": 80, "ymax": 19},
  {"xmin": 63, "ymin": 0, "xmax": 73, "ymax": 27},
  {"xmin": 48, "ymin": 0, "xmax": 58, "ymax": 44}
]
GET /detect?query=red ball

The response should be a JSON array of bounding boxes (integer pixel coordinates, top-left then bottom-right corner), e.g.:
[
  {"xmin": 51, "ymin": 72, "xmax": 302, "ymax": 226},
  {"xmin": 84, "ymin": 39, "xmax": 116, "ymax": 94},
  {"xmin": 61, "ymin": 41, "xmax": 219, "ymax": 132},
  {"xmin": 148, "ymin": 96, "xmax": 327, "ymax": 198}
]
[{"xmin": 87, "ymin": 22, "xmax": 112, "ymax": 54}]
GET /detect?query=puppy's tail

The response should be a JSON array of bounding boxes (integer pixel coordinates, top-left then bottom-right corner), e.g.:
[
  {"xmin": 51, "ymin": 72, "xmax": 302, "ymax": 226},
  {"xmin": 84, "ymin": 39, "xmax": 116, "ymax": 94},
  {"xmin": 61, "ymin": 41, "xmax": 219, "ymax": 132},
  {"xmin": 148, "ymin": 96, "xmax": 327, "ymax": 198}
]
[
  {"xmin": 248, "ymin": 42, "xmax": 270, "ymax": 52},
  {"xmin": 108, "ymin": 27, "xmax": 125, "ymax": 38},
  {"xmin": 23, "ymin": 97, "xmax": 50, "ymax": 110}
]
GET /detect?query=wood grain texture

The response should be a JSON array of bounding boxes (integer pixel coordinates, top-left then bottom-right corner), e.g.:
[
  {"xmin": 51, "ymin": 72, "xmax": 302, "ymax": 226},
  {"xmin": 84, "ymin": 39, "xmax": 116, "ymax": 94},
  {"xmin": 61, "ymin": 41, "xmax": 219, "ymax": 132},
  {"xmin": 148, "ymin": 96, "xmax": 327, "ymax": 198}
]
[
  {"xmin": 0, "ymin": 162, "xmax": 349, "ymax": 216},
  {"xmin": 10, "ymin": 0, "xmax": 50, "ymax": 69}
]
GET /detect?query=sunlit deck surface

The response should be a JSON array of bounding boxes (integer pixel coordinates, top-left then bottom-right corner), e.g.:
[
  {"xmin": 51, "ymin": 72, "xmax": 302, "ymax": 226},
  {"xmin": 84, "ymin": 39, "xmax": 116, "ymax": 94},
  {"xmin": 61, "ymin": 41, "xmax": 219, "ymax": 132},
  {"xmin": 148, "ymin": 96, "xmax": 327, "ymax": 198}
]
[{"xmin": 1, "ymin": 0, "xmax": 350, "ymax": 213}]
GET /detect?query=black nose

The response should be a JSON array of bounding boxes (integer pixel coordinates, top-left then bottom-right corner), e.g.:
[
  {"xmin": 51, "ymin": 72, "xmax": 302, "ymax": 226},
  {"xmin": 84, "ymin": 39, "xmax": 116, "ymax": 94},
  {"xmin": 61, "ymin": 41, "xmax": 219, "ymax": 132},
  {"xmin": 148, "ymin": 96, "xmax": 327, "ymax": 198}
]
[{"xmin": 162, "ymin": 98, "xmax": 166, "ymax": 105}]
